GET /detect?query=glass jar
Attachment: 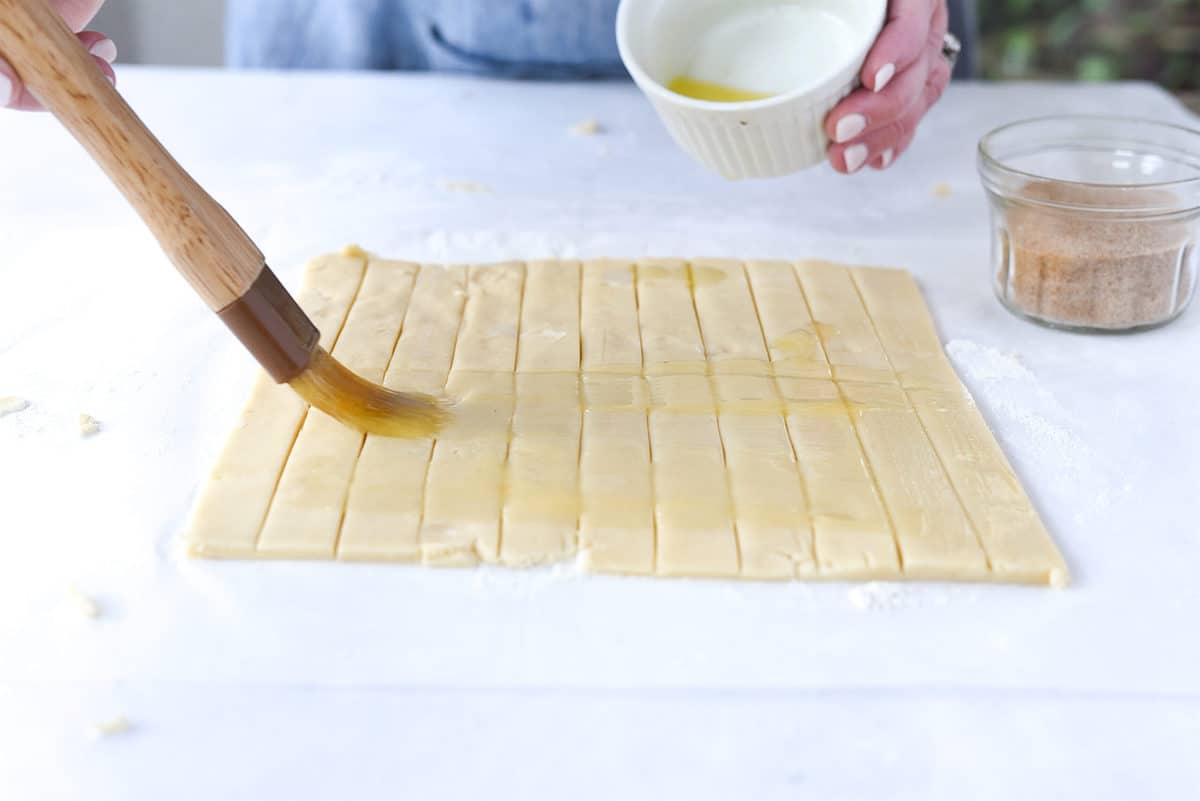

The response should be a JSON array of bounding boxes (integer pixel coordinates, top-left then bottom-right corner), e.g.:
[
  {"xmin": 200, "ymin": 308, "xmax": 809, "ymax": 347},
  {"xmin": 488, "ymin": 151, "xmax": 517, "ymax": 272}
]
[{"xmin": 978, "ymin": 116, "xmax": 1200, "ymax": 332}]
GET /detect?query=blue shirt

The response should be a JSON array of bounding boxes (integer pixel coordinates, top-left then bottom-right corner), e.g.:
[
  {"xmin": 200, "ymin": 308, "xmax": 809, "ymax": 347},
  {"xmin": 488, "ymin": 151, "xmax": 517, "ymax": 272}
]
[
  {"xmin": 227, "ymin": 0, "xmax": 626, "ymax": 77},
  {"xmin": 227, "ymin": 0, "xmax": 975, "ymax": 79}
]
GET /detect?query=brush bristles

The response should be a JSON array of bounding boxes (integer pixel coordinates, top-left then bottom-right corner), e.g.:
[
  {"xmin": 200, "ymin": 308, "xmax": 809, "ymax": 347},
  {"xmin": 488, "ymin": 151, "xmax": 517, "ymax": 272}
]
[{"xmin": 288, "ymin": 347, "xmax": 450, "ymax": 437}]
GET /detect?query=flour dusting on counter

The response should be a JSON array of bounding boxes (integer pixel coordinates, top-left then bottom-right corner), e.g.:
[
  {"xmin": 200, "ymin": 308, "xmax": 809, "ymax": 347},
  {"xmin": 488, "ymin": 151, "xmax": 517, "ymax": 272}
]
[
  {"xmin": 946, "ymin": 340, "xmax": 1032, "ymax": 382},
  {"xmin": 847, "ymin": 583, "xmax": 949, "ymax": 611},
  {"xmin": 945, "ymin": 339, "xmax": 1084, "ymax": 468},
  {"xmin": 945, "ymin": 338, "xmax": 1131, "ymax": 522},
  {"xmin": 848, "ymin": 583, "xmax": 966, "ymax": 611},
  {"xmin": 444, "ymin": 181, "xmax": 492, "ymax": 194},
  {"xmin": 849, "ymin": 582, "xmax": 912, "ymax": 610}
]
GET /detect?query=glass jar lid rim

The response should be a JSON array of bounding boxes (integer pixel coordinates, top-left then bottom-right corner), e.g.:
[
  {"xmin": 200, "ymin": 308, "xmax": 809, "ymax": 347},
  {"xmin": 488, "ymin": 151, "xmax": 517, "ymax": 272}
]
[{"xmin": 978, "ymin": 114, "xmax": 1200, "ymax": 200}]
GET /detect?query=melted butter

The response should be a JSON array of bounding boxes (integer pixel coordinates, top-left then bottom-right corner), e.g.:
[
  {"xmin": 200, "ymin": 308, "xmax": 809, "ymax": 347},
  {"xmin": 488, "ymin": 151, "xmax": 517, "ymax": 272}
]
[
  {"xmin": 770, "ymin": 325, "xmax": 841, "ymax": 375},
  {"xmin": 771, "ymin": 328, "xmax": 821, "ymax": 361},
  {"xmin": 813, "ymin": 322, "xmax": 840, "ymax": 339},
  {"xmin": 636, "ymin": 264, "xmax": 676, "ymax": 281},
  {"xmin": 440, "ymin": 372, "xmax": 886, "ymax": 424},
  {"xmin": 785, "ymin": 399, "xmax": 860, "ymax": 419},
  {"xmin": 714, "ymin": 397, "xmax": 784, "ymax": 416},
  {"xmin": 771, "ymin": 323, "xmax": 838, "ymax": 351},
  {"xmin": 689, "ymin": 265, "xmax": 729, "ymax": 287},
  {"xmin": 667, "ymin": 76, "xmax": 773, "ymax": 103},
  {"xmin": 636, "ymin": 263, "xmax": 729, "ymax": 287},
  {"xmin": 672, "ymin": 5, "xmax": 858, "ymax": 101}
]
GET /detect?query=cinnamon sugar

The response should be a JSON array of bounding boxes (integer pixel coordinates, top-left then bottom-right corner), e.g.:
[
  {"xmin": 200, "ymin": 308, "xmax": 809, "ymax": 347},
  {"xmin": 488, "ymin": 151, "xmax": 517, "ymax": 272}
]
[{"xmin": 996, "ymin": 183, "xmax": 1196, "ymax": 330}]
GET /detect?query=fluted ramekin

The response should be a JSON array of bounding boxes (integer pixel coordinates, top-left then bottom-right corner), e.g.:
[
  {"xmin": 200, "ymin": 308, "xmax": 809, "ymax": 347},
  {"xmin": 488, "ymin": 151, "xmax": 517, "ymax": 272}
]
[{"xmin": 617, "ymin": 0, "xmax": 886, "ymax": 180}]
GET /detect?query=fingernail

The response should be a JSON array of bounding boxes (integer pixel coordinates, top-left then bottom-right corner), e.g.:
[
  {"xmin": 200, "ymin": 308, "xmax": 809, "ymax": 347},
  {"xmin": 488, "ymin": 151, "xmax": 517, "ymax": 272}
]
[
  {"xmin": 845, "ymin": 144, "xmax": 869, "ymax": 173},
  {"xmin": 0, "ymin": 73, "xmax": 13, "ymax": 107},
  {"xmin": 835, "ymin": 113, "xmax": 867, "ymax": 144},
  {"xmin": 880, "ymin": 148, "xmax": 894, "ymax": 169},
  {"xmin": 89, "ymin": 38, "xmax": 118, "ymax": 64},
  {"xmin": 874, "ymin": 63, "xmax": 896, "ymax": 93}
]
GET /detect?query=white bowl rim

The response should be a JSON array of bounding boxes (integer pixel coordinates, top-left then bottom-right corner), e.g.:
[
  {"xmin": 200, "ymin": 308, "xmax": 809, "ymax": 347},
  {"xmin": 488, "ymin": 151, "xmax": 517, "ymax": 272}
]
[{"xmin": 616, "ymin": 0, "xmax": 887, "ymax": 112}]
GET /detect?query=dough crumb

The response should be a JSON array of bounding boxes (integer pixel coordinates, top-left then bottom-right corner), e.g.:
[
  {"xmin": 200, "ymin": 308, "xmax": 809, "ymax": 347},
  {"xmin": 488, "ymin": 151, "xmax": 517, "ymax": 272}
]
[
  {"xmin": 569, "ymin": 118, "xmax": 603, "ymax": 136},
  {"xmin": 341, "ymin": 244, "xmax": 371, "ymax": 260},
  {"xmin": 91, "ymin": 716, "xmax": 132, "ymax": 739},
  {"xmin": 848, "ymin": 582, "xmax": 911, "ymax": 610},
  {"xmin": 79, "ymin": 413, "xmax": 102, "ymax": 437},
  {"xmin": 933, "ymin": 182, "xmax": 953, "ymax": 199},
  {"xmin": 444, "ymin": 181, "xmax": 492, "ymax": 194},
  {"xmin": 549, "ymin": 555, "xmax": 586, "ymax": 579},
  {"xmin": 0, "ymin": 396, "xmax": 29, "ymax": 417},
  {"xmin": 68, "ymin": 586, "xmax": 100, "ymax": 619},
  {"xmin": 1049, "ymin": 568, "xmax": 1069, "ymax": 589}
]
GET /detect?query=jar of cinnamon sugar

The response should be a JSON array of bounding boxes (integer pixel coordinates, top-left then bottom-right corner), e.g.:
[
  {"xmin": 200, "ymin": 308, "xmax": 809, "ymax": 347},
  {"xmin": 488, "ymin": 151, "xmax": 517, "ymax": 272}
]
[{"xmin": 979, "ymin": 116, "xmax": 1200, "ymax": 332}]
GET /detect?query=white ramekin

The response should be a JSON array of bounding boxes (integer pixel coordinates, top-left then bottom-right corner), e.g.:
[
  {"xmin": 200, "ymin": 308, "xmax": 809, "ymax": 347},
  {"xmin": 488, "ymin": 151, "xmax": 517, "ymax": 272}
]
[{"xmin": 617, "ymin": 0, "xmax": 886, "ymax": 180}]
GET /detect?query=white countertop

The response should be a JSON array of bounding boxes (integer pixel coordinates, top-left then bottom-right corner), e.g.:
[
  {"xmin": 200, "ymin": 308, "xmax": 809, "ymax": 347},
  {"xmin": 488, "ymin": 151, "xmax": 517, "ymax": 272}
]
[{"xmin": 1, "ymin": 67, "xmax": 1198, "ymax": 800}]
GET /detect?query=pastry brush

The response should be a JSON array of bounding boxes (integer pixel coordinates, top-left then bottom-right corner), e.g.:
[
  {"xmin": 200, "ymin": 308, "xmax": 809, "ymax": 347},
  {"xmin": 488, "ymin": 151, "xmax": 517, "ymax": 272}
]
[{"xmin": 0, "ymin": 0, "xmax": 446, "ymax": 438}]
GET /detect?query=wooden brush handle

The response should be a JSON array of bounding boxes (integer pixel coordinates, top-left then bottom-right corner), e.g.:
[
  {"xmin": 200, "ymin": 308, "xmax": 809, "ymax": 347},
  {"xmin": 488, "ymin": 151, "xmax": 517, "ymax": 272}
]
[{"xmin": 0, "ymin": 0, "xmax": 264, "ymax": 310}]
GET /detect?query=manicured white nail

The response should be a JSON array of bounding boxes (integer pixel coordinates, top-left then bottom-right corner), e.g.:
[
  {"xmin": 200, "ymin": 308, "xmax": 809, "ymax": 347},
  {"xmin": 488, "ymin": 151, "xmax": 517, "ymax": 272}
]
[
  {"xmin": 0, "ymin": 73, "xmax": 13, "ymax": 107},
  {"xmin": 89, "ymin": 38, "xmax": 118, "ymax": 64},
  {"xmin": 880, "ymin": 148, "xmax": 894, "ymax": 169},
  {"xmin": 835, "ymin": 113, "xmax": 867, "ymax": 144},
  {"xmin": 874, "ymin": 63, "xmax": 896, "ymax": 93},
  {"xmin": 845, "ymin": 144, "xmax": 869, "ymax": 173}
]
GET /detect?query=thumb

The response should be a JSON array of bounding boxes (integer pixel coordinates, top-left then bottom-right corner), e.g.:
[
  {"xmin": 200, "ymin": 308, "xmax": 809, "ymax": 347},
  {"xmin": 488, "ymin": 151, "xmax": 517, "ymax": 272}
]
[{"xmin": 51, "ymin": 0, "xmax": 107, "ymax": 32}]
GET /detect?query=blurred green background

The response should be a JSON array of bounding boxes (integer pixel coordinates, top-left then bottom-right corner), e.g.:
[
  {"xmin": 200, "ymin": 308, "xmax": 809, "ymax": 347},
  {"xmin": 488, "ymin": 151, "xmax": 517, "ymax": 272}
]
[{"xmin": 979, "ymin": 0, "xmax": 1200, "ymax": 90}]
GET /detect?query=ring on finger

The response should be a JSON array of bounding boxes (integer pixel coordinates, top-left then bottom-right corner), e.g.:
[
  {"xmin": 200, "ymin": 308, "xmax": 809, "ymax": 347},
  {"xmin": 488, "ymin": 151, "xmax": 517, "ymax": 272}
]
[{"xmin": 940, "ymin": 32, "xmax": 962, "ymax": 71}]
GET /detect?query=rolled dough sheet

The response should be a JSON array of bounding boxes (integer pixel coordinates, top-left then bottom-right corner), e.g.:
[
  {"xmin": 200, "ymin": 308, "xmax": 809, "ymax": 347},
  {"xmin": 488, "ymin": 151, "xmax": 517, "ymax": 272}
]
[{"xmin": 185, "ymin": 252, "xmax": 1069, "ymax": 585}]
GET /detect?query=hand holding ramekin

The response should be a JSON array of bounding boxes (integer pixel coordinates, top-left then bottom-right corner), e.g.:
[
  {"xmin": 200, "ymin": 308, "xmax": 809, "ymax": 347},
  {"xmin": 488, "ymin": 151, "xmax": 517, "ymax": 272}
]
[
  {"xmin": 618, "ymin": 0, "xmax": 887, "ymax": 180},
  {"xmin": 825, "ymin": 0, "xmax": 954, "ymax": 174}
]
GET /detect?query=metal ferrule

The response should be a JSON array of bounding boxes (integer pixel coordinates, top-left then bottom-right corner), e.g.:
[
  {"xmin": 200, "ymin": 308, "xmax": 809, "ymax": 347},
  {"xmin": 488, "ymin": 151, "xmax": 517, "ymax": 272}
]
[{"xmin": 216, "ymin": 266, "xmax": 319, "ymax": 383}]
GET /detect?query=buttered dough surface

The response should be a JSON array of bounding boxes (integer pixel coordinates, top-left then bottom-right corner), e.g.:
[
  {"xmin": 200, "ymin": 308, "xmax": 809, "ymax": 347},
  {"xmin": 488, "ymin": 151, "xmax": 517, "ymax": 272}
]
[{"xmin": 185, "ymin": 251, "xmax": 1068, "ymax": 585}]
